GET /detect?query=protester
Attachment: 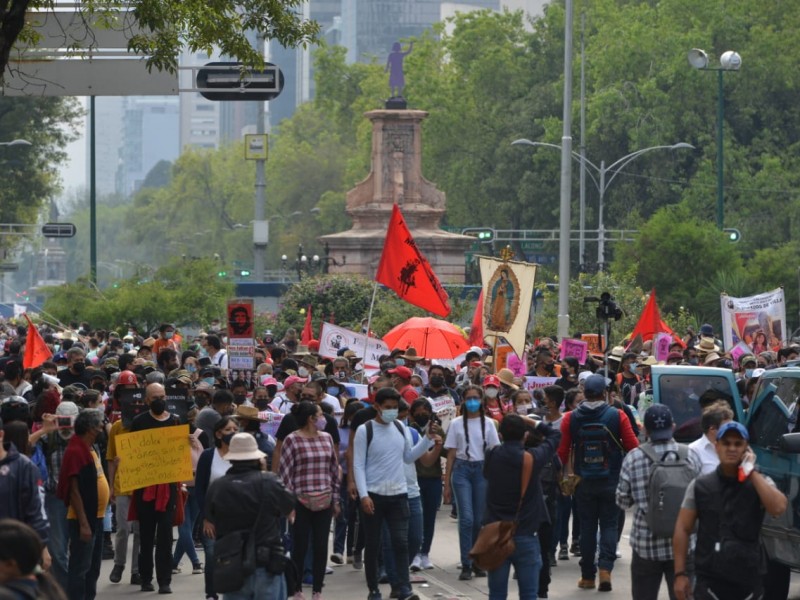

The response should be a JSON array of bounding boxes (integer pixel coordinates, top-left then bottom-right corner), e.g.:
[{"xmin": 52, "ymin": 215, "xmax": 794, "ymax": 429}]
[
  {"xmin": 331, "ymin": 400, "xmax": 363, "ymax": 567},
  {"xmin": 0, "ymin": 519, "xmax": 66, "ymax": 600},
  {"xmin": 204, "ymin": 434, "xmax": 295, "ymax": 600},
  {"xmin": 443, "ymin": 385, "xmax": 501, "ymax": 581},
  {"xmin": 673, "ymin": 422, "xmax": 788, "ymax": 600},
  {"xmin": 481, "ymin": 375, "xmax": 507, "ymax": 423},
  {"xmin": 687, "ymin": 401, "xmax": 734, "ymax": 475},
  {"xmin": 195, "ymin": 390, "xmax": 235, "ymax": 444},
  {"xmin": 278, "ymin": 401, "xmax": 340, "ymax": 600}
]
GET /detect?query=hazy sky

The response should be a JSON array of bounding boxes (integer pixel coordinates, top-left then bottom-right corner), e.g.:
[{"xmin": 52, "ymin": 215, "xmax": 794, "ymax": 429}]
[{"xmin": 59, "ymin": 97, "xmax": 87, "ymax": 193}]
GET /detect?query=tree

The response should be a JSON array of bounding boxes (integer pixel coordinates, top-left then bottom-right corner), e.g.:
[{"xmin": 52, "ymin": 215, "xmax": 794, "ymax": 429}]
[{"xmin": 1, "ymin": 0, "xmax": 320, "ymax": 75}]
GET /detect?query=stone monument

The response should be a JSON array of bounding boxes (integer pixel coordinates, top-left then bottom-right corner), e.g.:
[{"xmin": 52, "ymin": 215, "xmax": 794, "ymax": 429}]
[{"xmin": 320, "ymin": 43, "xmax": 473, "ymax": 283}]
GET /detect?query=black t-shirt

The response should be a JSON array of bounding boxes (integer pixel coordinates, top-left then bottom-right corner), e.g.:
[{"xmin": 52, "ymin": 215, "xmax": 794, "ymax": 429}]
[
  {"xmin": 58, "ymin": 369, "xmax": 91, "ymax": 388},
  {"xmin": 275, "ymin": 412, "xmax": 340, "ymax": 444},
  {"xmin": 349, "ymin": 406, "xmax": 378, "ymax": 432},
  {"xmin": 131, "ymin": 411, "xmax": 179, "ymax": 432}
]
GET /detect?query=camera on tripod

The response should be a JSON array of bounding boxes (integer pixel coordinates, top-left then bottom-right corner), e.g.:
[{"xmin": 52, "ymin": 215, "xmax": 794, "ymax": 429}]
[{"xmin": 583, "ymin": 292, "xmax": 623, "ymax": 321}]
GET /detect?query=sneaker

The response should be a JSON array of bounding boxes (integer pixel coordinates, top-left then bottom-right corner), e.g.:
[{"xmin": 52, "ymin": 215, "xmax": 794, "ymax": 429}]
[
  {"xmin": 353, "ymin": 551, "xmax": 363, "ymax": 570},
  {"xmin": 559, "ymin": 546, "xmax": 569, "ymax": 561},
  {"xmin": 130, "ymin": 573, "xmax": 142, "ymax": 586},
  {"xmin": 330, "ymin": 553, "xmax": 344, "ymax": 565},
  {"xmin": 570, "ymin": 542, "xmax": 581, "ymax": 556},
  {"xmin": 419, "ymin": 554, "xmax": 433, "ymax": 570},
  {"xmin": 171, "ymin": 565, "xmax": 181, "ymax": 574},
  {"xmin": 458, "ymin": 567, "xmax": 472, "ymax": 581},
  {"xmin": 550, "ymin": 553, "xmax": 557, "ymax": 567},
  {"xmin": 325, "ymin": 566, "xmax": 334, "ymax": 575},
  {"xmin": 577, "ymin": 578, "xmax": 595, "ymax": 589},
  {"xmin": 192, "ymin": 564, "xmax": 204, "ymax": 575},
  {"xmin": 388, "ymin": 591, "xmax": 400, "ymax": 599},
  {"xmin": 615, "ymin": 550, "xmax": 622, "ymax": 559},
  {"xmin": 140, "ymin": 582, "xmax": 155, "ymax": 592},
  {"xmin": 410, "ymin": 555, "xmax": 422, "ymax": 572},
  {"xmin": 292, "ymin": 592, "xmax": 306, "ymax": 600},
  {"xmin": 378, "ymin": 573, "xmax": 389, "ymax": 584},
  {"xmin": 472, "ymin": 565, "xmax": 486, "ymax": 577},
  {"xmin": 346, "ymin": 554, "xmax": 354, "ymax": 564},
  {"xmin": 157, "ymin": 586, "xmax": 172, "ymax": 595},
  {"xmin": 598, "ymin": 569, "xmax": 612, "ymax": 592},
  {"xmin": 367, "ymin": 591, "xmax": 382, "ymax": 600},
  {"xmin": 109, "ymin": 564, "xmax": 124, "ymax": 583}
]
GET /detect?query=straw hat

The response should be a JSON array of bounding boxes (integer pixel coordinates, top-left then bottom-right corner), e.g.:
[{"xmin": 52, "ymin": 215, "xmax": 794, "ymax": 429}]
[
  {"xmin": 703, "ymin": 352, "xmax": 722, "ymax": 366},
  {"xmin": 696, "ymin": 337, "xmax": 720, "ymax": 355},
  {"xmin": 225, "ymin": 433, "xmax": 266, "ymax": 462},
  {"xmin": 235, "ymin": 405, "xmax": 267, "ymax": 423},
  {"xmin": 399, "ymin": 347, "xmax": 424, "ymax": 361},
  {"xmin": 496, "ymin": 368, "xmax": 519, "ymax": 390}
]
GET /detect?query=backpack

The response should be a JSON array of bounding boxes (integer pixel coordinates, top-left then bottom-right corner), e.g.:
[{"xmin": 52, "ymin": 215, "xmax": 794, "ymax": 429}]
[
  {"xmin": 638, "ymin": 443, "xmax": 695, "ymax": 538},
  {"xmin": 570, "ymin": 406, "xmax": 623, "ymax": 480},
  {"xmin": 365, "ymin": 420, "xmax": 405, "ymax": 452}
]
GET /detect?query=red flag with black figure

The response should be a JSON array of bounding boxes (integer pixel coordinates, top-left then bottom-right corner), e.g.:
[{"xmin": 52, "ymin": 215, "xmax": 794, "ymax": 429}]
[
  {"xmin": 23, "ymin": 313, "xmax": 52, "ymax": 369},
  {"xmin": 376, "ymin": 204, "xmax": 451, "ymax": 317},
  {"xmin": 301, "ymin": 305, "xmax": 313, "ymax": 344}
]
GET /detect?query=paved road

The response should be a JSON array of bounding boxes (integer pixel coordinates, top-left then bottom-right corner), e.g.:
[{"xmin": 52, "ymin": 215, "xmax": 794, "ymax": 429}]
[{"xmin": 97, "ymin": 508, "xmax": 800, "ymax": 599}]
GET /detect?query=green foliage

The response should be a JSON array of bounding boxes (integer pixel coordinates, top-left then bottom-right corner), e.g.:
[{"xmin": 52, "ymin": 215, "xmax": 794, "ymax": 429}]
[{"xmin": 42, "ymin": 257, "xmax": 234, "ymax": 332}]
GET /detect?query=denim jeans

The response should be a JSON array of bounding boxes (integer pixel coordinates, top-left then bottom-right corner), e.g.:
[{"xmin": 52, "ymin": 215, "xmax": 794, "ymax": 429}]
[
  {"xmin": 332, "ymin": 479, "xmax": 352, "ymax": 555},
  {"xmin": 173, "ymin": 487, "xmax": 201, "ymax": 567},
  {"xmin": 363, "ymin": 493, "xmax": 411, "ymax": 596},
  {"xmin": 45, "ymin": 492, "xmax": 70, "ymax": 590},
  {"xmin": 451, "ymin": 459, "xmax": 486, "ymax": 569},
  {"xmin": 202, "ymin": 534, "xmax": 216, "ymax": 597},
  {"xmin": 554, "ymin": 493, "xmax": 575, "ymax": 549},
  {"xmin": 576, "ymin": 480, "xmax": 619, "ymax": 579},
  {"xmin": 383, "ymin": 495, "xmax": 422, "ymax": 590},
  {"xmin": 418, "ymin": 477, "xmax": 442, "ymax": 555},
  {"xmin": 67, "ymin": 517, "xmax": 104, "ymax": 600},
  {"xmin": 223, "ymin": 566, "xmax": 286, "ymax": 600},
  {"xmin": 487, "ymin": 532, "xmax": 542, "ymax": 600},
  {"xmin": 113, "ymin": 494, "xmax": 139, "ymax": 573}
]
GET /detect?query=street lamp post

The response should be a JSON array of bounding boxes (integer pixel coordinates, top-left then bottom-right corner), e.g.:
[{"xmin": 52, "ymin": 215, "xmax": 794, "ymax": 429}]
[
  {"xmin": 512, "ymin": 139, "xmax": 693, "ymax": 269},
  {"xmin": 688, "ymin": 49, "xmax": 741, "ymax": 229}
]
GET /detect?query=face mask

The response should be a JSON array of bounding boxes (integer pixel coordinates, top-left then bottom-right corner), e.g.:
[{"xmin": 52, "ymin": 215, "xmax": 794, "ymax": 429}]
[
  {"xmin": 381, "ymin": 408, "xmax": 399, "ymax": 422},
  {"xmin": 298, "ymin": 367, "xmax": 309, "ymax": 378},
  {"xmin": 186, "ymin": 364, "xmax": 197, "ymax": 373},
  {"xmin": 234, "ymin": 394, "xmax": 247, "ymax": 405},
  {"xmin": 164, "ymin": 331, "xmax": 174, "ymax": 339},
  {"xmin": 545, "ymin": 363, "xmax": 555, "ymax": 373},
  {"xmin": 395, "ymin": 359, "xmax": 405, "ymax": 366},
  {"xmin": 464, "ymin": 399, "xmax": 481, "ymax": 413},
  {"xmin": 327, "ymin": 386, "xmax": 340, "ymax": 397},
  {"xmin": 430, "ymin": 376, "xmax": 444, "ymax": 388},
  {"xmin": 57, "ymin": 365, "xmax": 67, "ymax": 372},
  {"xmin": 337, "ymin": 370, "xmax": 347, "ymax": 380},
  {"xmin": 127, "ymin": 331, "xmax": 134, "ymax": 338},
  {"xmin": 203, "ymin": 377, "xmax": 216, "ymax": 386},
  {"xmin": 516, "ymin": 403, "xmax": 532, "ymax": 414},
  {"xmin": 688, "ymin": 358, "xmax": 698, "ymax": 366},
  {"xmin": 221, "ymin": 432, "xmax": 235, "ymax": 446},
  {"xmin": 315, "ymin": 416, "xmax": 327, "ymax": 431},
  {"xmin": 92, "ymin": 383, "xmax": 105, "ymax": 392},
  {"xmin": 445, "ymin": 374, "xmax": 456, "ymax": 387},
  {"xmin": 745, "ymin": 369, "xmax": 754, "ymax": 378},
  {"xmin": 58, "ymin": 429, "xmax": 74, "ymax": 440},
  {"xmin": 413, "ymin": 414, "xmax": 430, "ymax": 427},
  {"xmin": 150, "ymin": 398, "xmax": 166, "ymax": 415},
  {"xmin": 72, "ymin": 362, "xmax": 86, "ymax": 373},
  {"xmin": 413, "ymin": 386, "xmax": 423, "ymax": 395},
  {"xmin": 628, "ymin": 363, "xmax": 638, "ymax": 372},
  {"xmin": 485, "ymin": 388, "xmax": 499, "ymax": 399}
]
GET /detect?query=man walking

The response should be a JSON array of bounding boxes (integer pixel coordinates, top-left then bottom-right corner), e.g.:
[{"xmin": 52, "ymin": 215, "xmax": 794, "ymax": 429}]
[
  {"xmin": 616, "ymin": 405, "xmax": 701, "ymax": 600},
  {"xmin": 558, "ymin": 374, "xmax": 639, "ymax": 591}
]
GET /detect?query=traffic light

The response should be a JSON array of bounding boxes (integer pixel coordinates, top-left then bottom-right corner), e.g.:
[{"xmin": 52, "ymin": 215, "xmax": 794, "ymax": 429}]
[
  {"xmin": 723, "ymin": 228, "xmax": 741, "ymax": 243},
  {"xmin": 217, "ymin": 270, "xmax": 228, "ymax": 277},
  {"xmin": 234, "ymin": 269, "xmax": 251, "ymax": 278},
  {"xmin": 462, "ymin": 228, "xmax": 495, "ymax": 243}
]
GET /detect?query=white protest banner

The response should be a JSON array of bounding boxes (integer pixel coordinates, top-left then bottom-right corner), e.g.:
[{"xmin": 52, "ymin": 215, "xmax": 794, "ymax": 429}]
[
  {"xmin": 720, "ymin": 288, "xmax": 787, "ymax": 352},
  {"xmin": 561, "ymin": 339, "xmax": 588, "ymax": 364},
  {"xmin": 428, "ymin": 394, "xmax": 457, "ymax": 433},
  {"xmin": 320, "ymin": 323, "xmax": 389, "ymax": 370},
  {"xmin": 523, "ymin": 376, "xmax": 558, "ymax": 391}
]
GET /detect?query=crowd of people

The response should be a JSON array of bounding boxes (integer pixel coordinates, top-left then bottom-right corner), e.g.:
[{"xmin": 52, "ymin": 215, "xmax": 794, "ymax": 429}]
[{"xmin": 0, "ymin": 318, "xmax": 791, "ymax": 600}]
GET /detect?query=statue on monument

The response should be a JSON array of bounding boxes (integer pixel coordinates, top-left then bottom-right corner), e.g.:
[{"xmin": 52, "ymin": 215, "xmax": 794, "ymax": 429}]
[{"xmin": 385, "ymin": 41, "xmax": 413, "ymax": 101}]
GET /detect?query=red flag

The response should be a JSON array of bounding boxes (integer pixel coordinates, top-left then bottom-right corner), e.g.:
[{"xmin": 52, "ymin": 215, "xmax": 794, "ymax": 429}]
[
  {"xmin": 628, "ymin": 289, "xmax": 685, "ymax": 347},
  {"xmin": 23, "ymin": 314, "xmax": 53, "ymax": 369},
  {"xmin": 375, "ymin": 204, "xmax": 451, "ymax": 317},
  {"xmin": 468, "ymin": 290, "xmax": 484, "ymax": 347},
  {"xmin": 301, "ymin": 305, "xmax": 313, "ymax": 345}
]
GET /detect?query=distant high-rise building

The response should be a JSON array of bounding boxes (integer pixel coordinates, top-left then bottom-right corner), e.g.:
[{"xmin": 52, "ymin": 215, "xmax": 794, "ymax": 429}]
[{"xmin": 89, "ymin": 97, "xmax": 124, "ymax": 196}]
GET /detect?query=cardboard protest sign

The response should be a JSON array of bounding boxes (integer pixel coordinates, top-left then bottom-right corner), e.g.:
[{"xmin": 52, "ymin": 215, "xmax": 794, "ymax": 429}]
[
  {"xmin": 581, "ymin": 334, "xmax": 606, "ymax": 355},
  {"xmin": 429, "ymin": 394, "xmax": 457, "ymax": 433},
  {"xmin": 523, "ymin": 376, "xmax": 558, "ymax": 392},
  {"xmin": 115, "ymin": 425, "xmax": 192, "ymax": 493},
  {"xmin": 118, "ymin": 388, "xmax": 147, "ymax": 429},
  {"xmin": 561, "ymin": 339, "xmax": 588, "ymax": 364}
]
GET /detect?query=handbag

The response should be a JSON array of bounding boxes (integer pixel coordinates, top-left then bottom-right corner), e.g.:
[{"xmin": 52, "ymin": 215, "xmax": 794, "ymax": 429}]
[
  {"xmin": 172, "ymin": 486, "xmax": 188, "ymax": 527},
  {"xmin": 469, "ymin": 450, "xmax": 533, "ymax": 572},
  {"xmin": 212, "ymin": 476, "xmax": 267, "ymax": 594},
  {"xmin": 559, "ymin": 447, "xmax": 581, "ymax": 496},
  {"xmin": 297, "ymin": 490, "xmax": 333, "ymax": 512}
]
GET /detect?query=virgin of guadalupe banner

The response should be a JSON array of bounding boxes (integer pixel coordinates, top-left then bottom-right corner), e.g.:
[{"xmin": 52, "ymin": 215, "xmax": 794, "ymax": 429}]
[
  {"xmin": 478, "ymin": 256, "xmax": 537, "ymax": 359},
  {"xmin": 720, "ymin": 288, "xmax": 787, "ymax": 352}
]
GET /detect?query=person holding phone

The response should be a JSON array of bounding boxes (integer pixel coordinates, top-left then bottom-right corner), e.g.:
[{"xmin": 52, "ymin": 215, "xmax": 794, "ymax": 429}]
[{"xmin": 673, "ymin": 422, "xmax": 787, "ymax": 600}]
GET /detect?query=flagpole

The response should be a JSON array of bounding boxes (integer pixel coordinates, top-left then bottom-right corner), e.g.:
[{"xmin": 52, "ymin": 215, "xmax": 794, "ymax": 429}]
[{"xmin": 362, "ymin": 281, "xmax": 379, "ymax": 366}]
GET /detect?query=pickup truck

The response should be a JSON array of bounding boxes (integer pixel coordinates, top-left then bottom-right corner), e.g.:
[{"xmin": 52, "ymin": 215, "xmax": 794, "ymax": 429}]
[{"xmin": 651, "ymin": 365, "xmax": 799, "ymax": 599}]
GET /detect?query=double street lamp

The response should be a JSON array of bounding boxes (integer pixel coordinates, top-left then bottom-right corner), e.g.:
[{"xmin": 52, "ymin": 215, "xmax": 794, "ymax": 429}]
[
  {"xmin": 688, "ymin": 48, "xmax": 741, "ymax": 229},
  {"xmin": 512, "ymin": 139, "xmax": 694, "ymax": 270}
]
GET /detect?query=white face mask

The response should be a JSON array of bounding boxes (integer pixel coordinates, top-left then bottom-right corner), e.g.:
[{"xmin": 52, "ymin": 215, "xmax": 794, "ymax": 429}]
[
  {"xmin": 485, "ymin": 388, "xmax": 499, "ymax": 399},
  {"xmin": 516, "ymin": 404, "xmax": 531, "ymax": 414}
]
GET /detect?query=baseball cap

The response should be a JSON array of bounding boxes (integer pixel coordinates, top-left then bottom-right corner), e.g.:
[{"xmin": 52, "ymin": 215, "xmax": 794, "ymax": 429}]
[
  {"xmin": 117, "ymin": 370, "xmax": 138, "ymax": 386},
  {"xmin": 387, "ymin": 366, "xmax": 412, "ymax": 380},
  {"xmin": 283, "ymin": 375, "xmax": 308, "ymax": 388},
  {"xmin": 717, "ymin": 421, "xmax": 749, "ymax": 441},
  {"xmin": 644, "ymin": 404, "xmax": 674, "ymax": 442},
  {"xmin": 583, "ymin": 374, "xmax": 608, "ymax": 398},
  {"xmin": 482, "ymin": 375, "xmax": 501, "ymax": 388}
]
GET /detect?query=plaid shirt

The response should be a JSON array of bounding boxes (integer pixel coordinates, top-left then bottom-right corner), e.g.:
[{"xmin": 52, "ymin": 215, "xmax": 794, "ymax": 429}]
[
  {"xmin": 616, "ymin": 440, "xmax": 702, "ymax": 561},
  {"xmin": 278, "ymin": 431, "xmax": 340, "ymax": 497},
  {"xmin": 40, "ymin": 433, "xmax": 69, "ymax": 494}
]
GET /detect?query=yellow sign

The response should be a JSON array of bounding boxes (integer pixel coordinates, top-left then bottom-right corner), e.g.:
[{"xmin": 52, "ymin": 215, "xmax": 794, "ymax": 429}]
[
  {"xmin": 244, "ymin": 133, "xmax": 268, "ymax": 160},
  {"xmin": 115, "ymin": 425, "xmax": 192, "ymax": 494}
]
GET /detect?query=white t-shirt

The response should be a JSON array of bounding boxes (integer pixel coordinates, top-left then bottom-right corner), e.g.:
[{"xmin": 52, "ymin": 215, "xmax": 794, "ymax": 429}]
[
  {"xmin": 269, "ymin": 394, "xmax": 294, "ymax": 415},
  {"xmin": 444, "ymin": 415, "xmax": 500, "ymax": 461},
  {"xmin": 210, "ymin": 448, "xmax": 232, "ymax": 484},
  {"xmin": 688, "ymin": 435, "xmax": 719, "ymax": 475}
]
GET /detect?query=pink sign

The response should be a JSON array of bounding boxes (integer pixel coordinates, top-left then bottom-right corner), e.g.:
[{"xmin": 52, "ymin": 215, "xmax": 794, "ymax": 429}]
[
  {"xmin": 561, "ymin": 338, "xmax": 588, "ymax": 364},
  {"xmin": 730, "ymin": 341, "xmax": 752, "ymax": 368},
  {"xmin": 654, "ymin": 333, "xmax": 672, "ymax": 362}
]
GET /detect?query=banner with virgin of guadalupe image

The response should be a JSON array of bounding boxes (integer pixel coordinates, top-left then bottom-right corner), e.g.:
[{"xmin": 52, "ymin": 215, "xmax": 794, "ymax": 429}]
[
  {"xmin": 478, "ymin": 256, "xmax": 537, "ymax": 359},
  {"xmin": 720, "ymin": 288, "xmax": 787, "ymax": 352}
]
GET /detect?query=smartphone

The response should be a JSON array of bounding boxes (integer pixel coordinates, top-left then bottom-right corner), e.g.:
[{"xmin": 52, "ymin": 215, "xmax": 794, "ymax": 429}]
[{"xmin": 57, "ymin": 416, "xmax": 74, "ymax": 429}]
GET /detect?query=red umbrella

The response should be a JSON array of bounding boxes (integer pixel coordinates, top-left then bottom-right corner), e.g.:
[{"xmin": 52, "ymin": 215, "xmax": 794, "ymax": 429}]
[{"xmin": 383, "ymin": 317, "xmax": 470, "ymax": 359}]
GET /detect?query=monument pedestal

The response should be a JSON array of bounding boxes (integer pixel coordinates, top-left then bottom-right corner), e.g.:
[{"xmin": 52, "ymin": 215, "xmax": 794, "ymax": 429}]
[{"xmin": 320, "ymin": 109, "xmax": 473, "ymax": 283}]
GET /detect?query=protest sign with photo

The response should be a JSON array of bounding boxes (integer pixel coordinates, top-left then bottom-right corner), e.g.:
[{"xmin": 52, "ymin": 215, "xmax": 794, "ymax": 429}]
[
  {"xmin": 115, "ymin": 425, "xmax": 192, "ymax": 493},
  {"xmin": 429, "ymin": 394, "xmax": 457, "ymax": 433},
  {"xmin": 720, "ymin": 288, "xmax": 787, "ymax": 352},
  {"xmin": 561, "ymin": 339, "xmax": 588, "ymax": 364}
]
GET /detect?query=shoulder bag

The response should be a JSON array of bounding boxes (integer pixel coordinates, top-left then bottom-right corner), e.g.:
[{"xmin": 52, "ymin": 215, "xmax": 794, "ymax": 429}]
[{"xmin": 469, "ymin": 450, "xmax": 533, "ymax": 572}]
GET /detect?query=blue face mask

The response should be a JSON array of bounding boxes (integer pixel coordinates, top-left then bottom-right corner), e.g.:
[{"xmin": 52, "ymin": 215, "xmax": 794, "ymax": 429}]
[
  {"xmin": 381, "ymin": 408, "xmax": 399, "ymax": 422},
  {"xmin": 395, "ymin": 358, "xmax": 406, "ymax": 366},
  {"xmin": 628, "ymin": 362, "xmax": 638, "ymax": 372},
  {"xmin": 327, "ymin": 386, "xmax": 340, "ymax": 397},
  {"xmin": 464, "ymin": 399, "xmax": 481, "ymax": 413},
  {"xmin": 186, "ymin": 364, "xmax": 197, "ymax": 373},
  {"xmin": 203, "ymin": 377, "xmax": 215, "ymax": 386},
  {"xmin": 413, "ymin": 386, "xmax": 423, "ymax": 395},
  {"xmin": 745, "ymin": 369, "xmax": 754, "ymax": 378}
]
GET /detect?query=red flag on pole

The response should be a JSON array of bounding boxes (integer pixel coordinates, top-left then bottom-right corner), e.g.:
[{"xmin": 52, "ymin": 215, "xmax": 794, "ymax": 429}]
[
  {"xmin": 628, "ymin": 289, "xmax": 684, "ymax": 347},
  {"xmin": 468, "ymin": 290, "xmax": 484, "ymax": 347},
  {"xmin": 22, "ymin": 314, "xmax": 52, "ymax": 369},
  {"xmin": 375, "ymin": 204, "xmax": 451, "ymax": 318},
  {"xmin": 301, "ymin": 305, "xmax": 313, "ymax": 345}
]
